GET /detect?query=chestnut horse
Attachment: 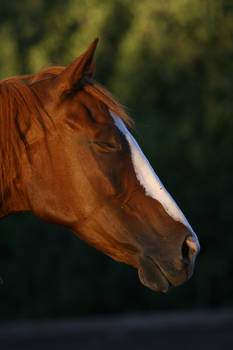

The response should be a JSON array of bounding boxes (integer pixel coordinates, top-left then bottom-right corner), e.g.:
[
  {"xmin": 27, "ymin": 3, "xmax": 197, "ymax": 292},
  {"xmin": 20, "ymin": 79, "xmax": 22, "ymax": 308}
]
[{"xmin": 0, "ymin": 39, "xmax": 199, "ymax": 292}]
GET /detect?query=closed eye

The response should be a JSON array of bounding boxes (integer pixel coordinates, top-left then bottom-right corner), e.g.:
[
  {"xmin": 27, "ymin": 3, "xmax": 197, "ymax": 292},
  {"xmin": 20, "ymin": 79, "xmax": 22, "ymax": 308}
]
[{"xmin": 92, "ymin": 141, "xmax": 122, "ymax": 152}]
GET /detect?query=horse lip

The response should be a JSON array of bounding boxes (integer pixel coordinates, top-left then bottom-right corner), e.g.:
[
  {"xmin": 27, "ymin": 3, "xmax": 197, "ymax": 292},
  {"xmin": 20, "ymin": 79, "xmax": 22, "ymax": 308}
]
[
  {"xmin": 146, "ymin": 256, "xmax": 173, "ymax": 288},
  {"xmin": 138, "ymin": 256, "xmax": 172, "ymax": 293}
]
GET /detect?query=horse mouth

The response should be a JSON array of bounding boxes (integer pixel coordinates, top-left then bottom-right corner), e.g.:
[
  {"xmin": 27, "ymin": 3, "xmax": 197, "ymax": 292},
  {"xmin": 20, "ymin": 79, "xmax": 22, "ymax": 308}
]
[{"xmin": 138, "ymin": 256, "xmax": 171, "ymax": 293}]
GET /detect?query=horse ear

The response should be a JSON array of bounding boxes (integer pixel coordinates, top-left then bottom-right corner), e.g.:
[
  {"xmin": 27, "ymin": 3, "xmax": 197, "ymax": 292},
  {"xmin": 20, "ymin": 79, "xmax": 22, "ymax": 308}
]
[{"xmin": 53, "ymin": 38, "xmax": 99, "ymax": 95}]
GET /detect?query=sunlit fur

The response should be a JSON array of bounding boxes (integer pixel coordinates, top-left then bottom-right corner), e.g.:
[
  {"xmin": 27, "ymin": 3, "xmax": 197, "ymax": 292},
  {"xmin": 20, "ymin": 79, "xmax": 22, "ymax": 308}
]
[
  {"xmin": 0, "ymin": 70, "xmax": 132, "ymax": 204},
  {"xmin": 0, "ymin": 39, "xmax": 199, "ymax": 292}
]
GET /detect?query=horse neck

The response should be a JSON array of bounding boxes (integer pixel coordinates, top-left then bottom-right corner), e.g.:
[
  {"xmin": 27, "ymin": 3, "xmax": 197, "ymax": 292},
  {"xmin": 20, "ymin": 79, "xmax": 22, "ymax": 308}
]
[{"xmin": 0, "ymin": 157, "xmax": 30, "ymax": 219}]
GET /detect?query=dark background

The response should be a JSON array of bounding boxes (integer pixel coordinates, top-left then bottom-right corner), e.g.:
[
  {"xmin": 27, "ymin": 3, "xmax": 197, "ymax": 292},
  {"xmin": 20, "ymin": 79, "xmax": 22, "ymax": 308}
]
[{"xmin": 0, "ymin": 0, "xmax": 233, "ymax": 323}]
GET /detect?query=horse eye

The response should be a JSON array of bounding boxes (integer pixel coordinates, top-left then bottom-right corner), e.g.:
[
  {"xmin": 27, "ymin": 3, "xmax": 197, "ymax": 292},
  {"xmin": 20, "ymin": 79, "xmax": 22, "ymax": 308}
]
[{"xmin": 92, "ymin": 141, "xmax": 121, "ymax": 152}]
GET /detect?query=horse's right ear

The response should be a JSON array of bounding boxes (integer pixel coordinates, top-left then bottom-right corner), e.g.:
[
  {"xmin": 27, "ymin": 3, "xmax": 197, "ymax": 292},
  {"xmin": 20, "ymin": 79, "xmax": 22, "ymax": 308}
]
[{"xmin": 52, "ymin": 38, "xmax": 99, "ymax": 96}]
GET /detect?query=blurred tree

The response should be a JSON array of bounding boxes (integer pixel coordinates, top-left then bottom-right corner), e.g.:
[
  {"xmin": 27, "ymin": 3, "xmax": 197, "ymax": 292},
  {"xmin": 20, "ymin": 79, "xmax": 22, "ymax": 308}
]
[{"xmin": 0, "ymin": 0, "xmax": 233, "ymax": 321}]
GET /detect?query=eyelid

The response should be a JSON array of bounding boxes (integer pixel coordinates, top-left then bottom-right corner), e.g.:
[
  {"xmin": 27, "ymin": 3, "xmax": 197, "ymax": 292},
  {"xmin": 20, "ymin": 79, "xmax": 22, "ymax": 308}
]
[{"xmin": 92, "ymin": 141, "xmax": 122, "ymax": 152}]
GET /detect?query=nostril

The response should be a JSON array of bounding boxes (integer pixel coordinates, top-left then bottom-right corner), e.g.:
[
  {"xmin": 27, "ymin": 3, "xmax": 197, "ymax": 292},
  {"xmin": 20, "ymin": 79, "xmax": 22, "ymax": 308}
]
[
  {"xmin": 182, "ymin": 239, "xmax": 190, "ymax": 263},
  {"xmin": 182, "ymin": 236, "xmax": 199, "ymax": 264}
]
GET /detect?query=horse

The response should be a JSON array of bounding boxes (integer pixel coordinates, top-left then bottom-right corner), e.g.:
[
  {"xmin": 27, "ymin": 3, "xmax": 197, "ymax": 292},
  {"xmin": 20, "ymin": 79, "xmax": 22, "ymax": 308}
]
[{"xmin": 0, "ymin": 38, "xmax": 199, "ymax": 292}]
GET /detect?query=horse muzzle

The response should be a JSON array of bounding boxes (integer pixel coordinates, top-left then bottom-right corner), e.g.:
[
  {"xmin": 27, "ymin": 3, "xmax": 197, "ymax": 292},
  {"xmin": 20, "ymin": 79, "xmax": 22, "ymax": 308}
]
[{"xmin": 138, "ymin": 235, "xmax": 200, "ymax": 292}]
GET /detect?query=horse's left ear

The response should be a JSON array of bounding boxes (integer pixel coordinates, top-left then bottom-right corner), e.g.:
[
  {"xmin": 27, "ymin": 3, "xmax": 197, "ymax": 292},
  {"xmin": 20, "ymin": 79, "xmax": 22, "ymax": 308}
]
[{"xmin": 53, "ymin": 38, "xmax": 99, "ymax": 95}]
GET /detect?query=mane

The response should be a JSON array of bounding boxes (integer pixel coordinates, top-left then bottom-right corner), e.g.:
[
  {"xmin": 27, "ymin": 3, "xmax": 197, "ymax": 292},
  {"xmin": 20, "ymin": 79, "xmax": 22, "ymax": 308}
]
[
  {"xmin": 0, "ymin": 79, "xmax": 51, "ymax": 203},
  {"xmin": 0, "ymin": 66, "xmax": 133, "ymax": 202}
]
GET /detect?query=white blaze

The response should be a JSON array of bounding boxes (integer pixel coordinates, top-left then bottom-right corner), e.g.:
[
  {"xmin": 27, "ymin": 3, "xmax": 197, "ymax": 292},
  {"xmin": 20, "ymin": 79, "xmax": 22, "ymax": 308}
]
[{"xmin": 110, "ymin": 110, "xmax": 198, "ymax": 243}]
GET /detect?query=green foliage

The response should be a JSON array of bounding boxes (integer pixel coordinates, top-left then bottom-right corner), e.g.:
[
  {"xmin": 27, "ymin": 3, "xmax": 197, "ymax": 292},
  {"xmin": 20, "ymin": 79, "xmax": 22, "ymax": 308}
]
[{"xmin": 0, "ymin": 0, "xmax": 233, "ymax": 321}]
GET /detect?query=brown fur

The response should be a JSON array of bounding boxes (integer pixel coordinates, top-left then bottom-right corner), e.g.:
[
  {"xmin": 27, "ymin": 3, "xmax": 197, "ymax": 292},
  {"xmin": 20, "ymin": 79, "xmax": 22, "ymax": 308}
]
[
  {"xmin": 0, "ymin": 40, "xmax": 198, "ymax": 292},
  {"xmin": 0, "ymin": 66, "xmax": 132, "ymax": 203}
]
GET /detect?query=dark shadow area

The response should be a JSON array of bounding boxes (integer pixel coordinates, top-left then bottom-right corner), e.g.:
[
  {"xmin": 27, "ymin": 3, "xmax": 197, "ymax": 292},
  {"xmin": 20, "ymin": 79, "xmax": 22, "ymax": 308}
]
[{"xmin": 0, "ymin": 309, "xmax": 233, "ymax": 350}]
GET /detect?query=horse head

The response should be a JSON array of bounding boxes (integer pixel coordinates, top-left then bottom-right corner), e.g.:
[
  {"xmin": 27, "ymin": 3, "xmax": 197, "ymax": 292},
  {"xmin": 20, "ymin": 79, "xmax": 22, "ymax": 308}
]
[{"xmin": 0, "ymin": 39, "xmax": 199, "ymax": 292}]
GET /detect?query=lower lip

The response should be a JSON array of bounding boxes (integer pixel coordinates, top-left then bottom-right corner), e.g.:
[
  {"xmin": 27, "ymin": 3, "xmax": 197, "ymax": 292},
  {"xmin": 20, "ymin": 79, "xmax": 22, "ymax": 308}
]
[{"xmin": 138, "ymin": 257, "xmax": 171, "ymax": 293}]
